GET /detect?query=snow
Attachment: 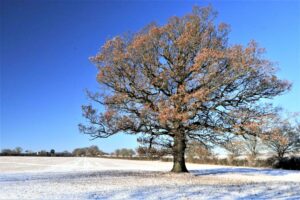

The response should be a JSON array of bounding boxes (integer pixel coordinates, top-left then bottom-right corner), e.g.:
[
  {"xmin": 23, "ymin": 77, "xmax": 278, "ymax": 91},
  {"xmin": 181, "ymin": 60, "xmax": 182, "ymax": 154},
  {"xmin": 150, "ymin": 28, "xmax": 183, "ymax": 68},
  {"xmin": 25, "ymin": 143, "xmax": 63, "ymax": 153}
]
[{"xmin": 1, "ymin": 157, "xmax": 299, "ymax": 199}]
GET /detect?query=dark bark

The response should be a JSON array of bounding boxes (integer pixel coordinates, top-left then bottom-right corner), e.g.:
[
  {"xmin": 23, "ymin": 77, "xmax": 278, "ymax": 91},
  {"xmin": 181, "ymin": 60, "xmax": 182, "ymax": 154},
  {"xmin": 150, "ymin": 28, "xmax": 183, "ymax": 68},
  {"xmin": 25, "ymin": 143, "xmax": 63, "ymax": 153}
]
[
  {"xmin": 171, "ymin": 135, "xmax": 188, "ymax": 173},
  {"xmin": 277, "ymin": 151, "xmax": 285, "ymax": 159}
]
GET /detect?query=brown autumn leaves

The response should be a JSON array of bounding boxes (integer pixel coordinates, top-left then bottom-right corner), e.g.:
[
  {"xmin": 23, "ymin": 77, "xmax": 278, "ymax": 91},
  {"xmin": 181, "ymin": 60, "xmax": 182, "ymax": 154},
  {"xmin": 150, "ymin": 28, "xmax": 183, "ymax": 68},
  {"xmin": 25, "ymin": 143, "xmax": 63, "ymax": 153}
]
[{"xmin": 79, "ymin": 6, "xmax": 294, "ymax": 172}]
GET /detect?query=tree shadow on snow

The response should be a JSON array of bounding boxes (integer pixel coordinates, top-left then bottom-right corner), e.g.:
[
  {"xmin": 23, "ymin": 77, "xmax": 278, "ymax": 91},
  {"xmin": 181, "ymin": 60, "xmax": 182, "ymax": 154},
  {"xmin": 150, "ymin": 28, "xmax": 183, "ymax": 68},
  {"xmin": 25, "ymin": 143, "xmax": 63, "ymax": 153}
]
[
  {"xmin": 86, "ymin": 182, "xmax": 300, "ymax": 200},
  {"xmin": 0, "ymin": 170, "xmax": 163, "ymax": 182},
  {"xmin": 190, "ymin": 167, "xmax": 299, "ymax": 176}
]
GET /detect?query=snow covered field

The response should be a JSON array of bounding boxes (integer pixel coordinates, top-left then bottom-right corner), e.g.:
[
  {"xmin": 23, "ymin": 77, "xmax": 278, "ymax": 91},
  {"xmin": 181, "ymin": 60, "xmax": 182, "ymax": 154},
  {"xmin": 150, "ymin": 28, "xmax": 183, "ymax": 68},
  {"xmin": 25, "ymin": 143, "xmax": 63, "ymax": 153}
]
[{"xmin": 1, "ymin": 157, "xmax": 300, "ymax": 199}]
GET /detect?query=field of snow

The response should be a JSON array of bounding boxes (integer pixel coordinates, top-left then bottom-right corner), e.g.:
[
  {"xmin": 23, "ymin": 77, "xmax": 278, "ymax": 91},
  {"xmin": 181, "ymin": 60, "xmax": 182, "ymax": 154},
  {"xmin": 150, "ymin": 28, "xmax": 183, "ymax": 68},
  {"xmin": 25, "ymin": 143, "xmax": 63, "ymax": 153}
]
[{"xmin": 1, "ymin": 156, "xmax": 300, "ymax": 199}]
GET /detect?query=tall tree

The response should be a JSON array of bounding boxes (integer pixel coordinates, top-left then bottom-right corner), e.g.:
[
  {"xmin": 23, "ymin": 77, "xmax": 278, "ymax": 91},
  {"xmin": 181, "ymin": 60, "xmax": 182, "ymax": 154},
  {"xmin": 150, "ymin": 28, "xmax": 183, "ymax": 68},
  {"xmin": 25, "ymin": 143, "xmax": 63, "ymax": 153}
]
[{"xmin": 79, "ymin": 6, "xmax": 290, "ymax": 172}]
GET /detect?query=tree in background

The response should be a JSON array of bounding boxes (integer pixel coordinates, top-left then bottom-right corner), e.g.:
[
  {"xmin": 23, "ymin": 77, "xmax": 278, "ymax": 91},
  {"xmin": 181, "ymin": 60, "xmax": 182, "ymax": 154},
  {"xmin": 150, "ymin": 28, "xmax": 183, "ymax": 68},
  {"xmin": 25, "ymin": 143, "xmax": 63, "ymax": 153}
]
[
  {"xmin": 50, "ymin": 149, "xmax": 55, "ymax": 156},
  {"xmin": 1, "ymin": 147, "xmax": 23, "ymax": 156},
  {"xmin": 72, "ymin": 146, "xmax": 105, "ymax": 157},
  {"xmin": 136, "ymin": 146, "xmax": 170, "ymax": 159},
  {"xmin": 241, "ymin": 134, "xmax": 266, "ymax": 166},
  {"xmin": 114, "ymin": 149, "xmax": 121, "ymax": 157},
  {"xmin": 15, "ymin": 147, "xmax": 23, "ymax": 154},
  {"xmin": 1, "ymin": 149, "xmax": 15, "ymax": 156},
  {"xmin": 242, "ymin": 135, "xmax": 262, "ymax": 159},
  {"xmin": 136, "ymin": 146, "xmax": 147, "ymax": 157},
  {"xmin": 186, "ymin": 141, "xmax": 212, "ymax": 162},
  {"xmin": 60, "ymin": 150, "xmax": 72, "ymax": 157},
  {"xmin": 223, "ymin": 140, "xmax": 245, "ymax": 163},
  {"xmin": 38, "ymin": 150, "xmax": 49, "ymax": 156},
  {"xmin": 80, "ymin": 6, "xmax": 290, "ymax": 172},
  {"xmin": 88, "ymin": 145, "xmax": 105, "ymax": 156},
  {"xmin": 261, "ymin": 115, "xmax": 300, "ymax": 159},
  {"xmin": 114, "ymin": 148, "xmax": 136, "ymax": 157}
]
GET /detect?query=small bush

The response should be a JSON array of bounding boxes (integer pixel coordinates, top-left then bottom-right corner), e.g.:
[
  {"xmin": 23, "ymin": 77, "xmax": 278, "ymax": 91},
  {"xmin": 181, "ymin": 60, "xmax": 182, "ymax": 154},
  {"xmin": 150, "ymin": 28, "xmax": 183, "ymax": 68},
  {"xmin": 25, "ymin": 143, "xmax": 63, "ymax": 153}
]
[{"xmin": 272, "ymin": 156, "xmax": 300, "ymax": 170}]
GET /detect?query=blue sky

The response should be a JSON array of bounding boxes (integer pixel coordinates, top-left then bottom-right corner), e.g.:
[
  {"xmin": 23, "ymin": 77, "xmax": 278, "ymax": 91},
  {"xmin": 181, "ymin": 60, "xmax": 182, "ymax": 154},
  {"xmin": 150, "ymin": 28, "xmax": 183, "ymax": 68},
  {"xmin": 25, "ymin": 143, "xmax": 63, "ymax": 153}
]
[{"xmin": 1, "ymin": 0, "xmax": 299, "ymax": 153}]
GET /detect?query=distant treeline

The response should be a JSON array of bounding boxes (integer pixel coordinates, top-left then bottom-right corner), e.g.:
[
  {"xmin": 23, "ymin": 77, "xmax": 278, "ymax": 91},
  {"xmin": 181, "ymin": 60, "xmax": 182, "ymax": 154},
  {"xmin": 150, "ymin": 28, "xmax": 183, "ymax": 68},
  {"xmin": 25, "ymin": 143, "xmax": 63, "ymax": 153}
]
[
  {"xmin": 0, "ymin": 146, "xmax": 107, "ymax": 157},
  {"xmin": 0, "ymin": 147, "xmax": 73, "ymax": 157},
  {"xmin": 1, "ymin": 145, "xmax": 299, "ymax": 170},
  {"xmin": 0, "ymin": 146, "xmax": 138, "ymax": 158}
]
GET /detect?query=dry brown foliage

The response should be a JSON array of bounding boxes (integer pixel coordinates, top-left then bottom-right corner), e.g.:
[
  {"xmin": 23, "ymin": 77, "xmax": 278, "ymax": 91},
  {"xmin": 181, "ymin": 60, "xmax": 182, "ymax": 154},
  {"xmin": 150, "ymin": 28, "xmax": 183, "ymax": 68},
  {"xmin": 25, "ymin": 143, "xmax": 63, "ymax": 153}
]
[{"xmin": 79, "ymin": 6, "xmax": 290, "ymax": 172}]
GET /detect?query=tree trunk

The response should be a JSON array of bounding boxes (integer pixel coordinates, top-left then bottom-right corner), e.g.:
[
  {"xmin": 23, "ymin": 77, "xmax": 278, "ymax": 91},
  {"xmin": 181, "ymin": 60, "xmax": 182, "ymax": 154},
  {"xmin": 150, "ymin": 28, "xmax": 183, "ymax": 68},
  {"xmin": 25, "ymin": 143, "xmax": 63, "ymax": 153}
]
[
  {"xmin": 277, "ymin": 151, "xmax": 284, "ymax": 160},
  {"xmin": 171, "ymin": 135, "xmax": 188, "ymax": 173}
]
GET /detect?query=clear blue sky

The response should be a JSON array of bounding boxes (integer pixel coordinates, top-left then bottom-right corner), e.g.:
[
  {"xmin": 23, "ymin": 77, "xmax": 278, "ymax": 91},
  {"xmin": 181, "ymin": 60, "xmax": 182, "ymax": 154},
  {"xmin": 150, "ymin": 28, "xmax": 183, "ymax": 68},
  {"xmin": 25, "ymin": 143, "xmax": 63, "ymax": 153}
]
[{"xmin": 1, "ymin": 0, "xmax": 299, "ymax": 153}]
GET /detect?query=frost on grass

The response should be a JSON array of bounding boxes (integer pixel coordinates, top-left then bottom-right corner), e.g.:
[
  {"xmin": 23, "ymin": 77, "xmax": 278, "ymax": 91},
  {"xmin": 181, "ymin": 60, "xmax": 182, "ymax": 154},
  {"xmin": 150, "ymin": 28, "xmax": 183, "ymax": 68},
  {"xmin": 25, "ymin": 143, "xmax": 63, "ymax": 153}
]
[{"xmin": 0, "ymin": 157, "xmax": 300, "ymax": 199}]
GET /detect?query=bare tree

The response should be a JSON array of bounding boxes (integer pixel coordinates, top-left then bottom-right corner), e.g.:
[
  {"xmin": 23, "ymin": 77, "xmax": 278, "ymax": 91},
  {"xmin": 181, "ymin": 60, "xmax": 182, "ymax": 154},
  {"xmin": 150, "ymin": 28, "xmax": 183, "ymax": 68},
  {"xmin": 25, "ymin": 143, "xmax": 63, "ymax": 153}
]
[
  {"xmin": 72, "ymin": 146, "xmax": 105, "ymax": 157},
  {"xmin": 223, "ymin": 140, "xmax": 245, "ymax": 161},
  {"xmin": 242, "ymin": 135, "xmax": 263, "ymax": 158},
  {"xmin": 15, "ymin": 147, "xmax": 23, "ymax": 155},
  {"xmin": 79, "ymin": 6, "xmax": 290, "ymax": 172},
  {"xmin": 241, "ymin": 134, "xmax": 266, "ymax": 166},
  {"xmin": 136, "ymin": 146, "xmax": 170, "ymax": 159},
  {"xmin": 114, "ymin": 148, "xmax": 136, "ymax": 157},
  {"xmin": 186, "ymin": 141, "xmax": 212, "ymax": 162}
]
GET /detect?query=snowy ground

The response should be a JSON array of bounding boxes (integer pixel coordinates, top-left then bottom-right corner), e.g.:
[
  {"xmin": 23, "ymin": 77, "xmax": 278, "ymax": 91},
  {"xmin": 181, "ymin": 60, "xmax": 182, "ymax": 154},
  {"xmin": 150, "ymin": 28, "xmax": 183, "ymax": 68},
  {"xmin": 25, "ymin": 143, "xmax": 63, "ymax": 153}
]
[{"xmin": 1, "ymin": 157, "xmax": 300, "ymax": 199}]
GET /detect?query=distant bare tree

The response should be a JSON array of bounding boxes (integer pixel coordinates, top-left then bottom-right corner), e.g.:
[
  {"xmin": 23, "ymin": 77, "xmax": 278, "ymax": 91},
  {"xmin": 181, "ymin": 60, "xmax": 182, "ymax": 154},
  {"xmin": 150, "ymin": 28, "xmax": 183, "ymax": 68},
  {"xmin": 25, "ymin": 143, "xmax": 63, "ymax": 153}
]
[
  {"xmin": 15, "ymin": 147, "xmax": 23, "ymax": 155},
  {"xmin": 72, "ymin": 146, "xmax": 105, "ymax": 157},
  {"xmin": 114, "ymin": 148, "xmax": 135, "ymax": 157},
  {"xmin": 136, "ymin": 146, "xmax": 170, "ymax": 158},
  {"xmin": 241, "ymin": 135, "xmax": 265, "ymax": 166},
  {"xmin": 243, "ymin": 135, "xmax": 262, "ymax": 158},
  {"xmin": 186, "ymin": 141, "xmax": 212, "ymax": 161},
  {"xmin": 223, "ymin": 140, "xmax": 245, "ymax": 163}
]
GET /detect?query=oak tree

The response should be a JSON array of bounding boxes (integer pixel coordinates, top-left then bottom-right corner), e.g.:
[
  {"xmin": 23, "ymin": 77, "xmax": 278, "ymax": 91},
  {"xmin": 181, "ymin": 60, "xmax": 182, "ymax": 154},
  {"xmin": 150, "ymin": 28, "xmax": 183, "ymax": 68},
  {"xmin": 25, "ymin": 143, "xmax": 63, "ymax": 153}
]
[
  {"xmin": 261, "ymin": 115, "xmax": 300, "ymax": 159},
  {"xmin": 79, "ymin": 6, "xmax": 290, "ymax": 172}
]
